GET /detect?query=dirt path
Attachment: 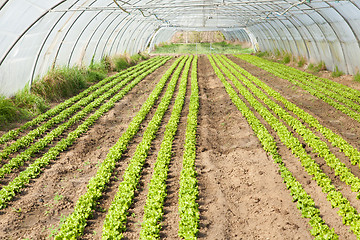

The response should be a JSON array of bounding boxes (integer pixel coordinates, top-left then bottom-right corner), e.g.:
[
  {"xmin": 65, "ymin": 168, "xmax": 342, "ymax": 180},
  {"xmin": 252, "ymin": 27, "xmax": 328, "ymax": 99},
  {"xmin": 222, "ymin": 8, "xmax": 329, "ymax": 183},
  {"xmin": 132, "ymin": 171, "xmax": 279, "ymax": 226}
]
[
  {"xmin": 196, "ymin": 55, "xmax": 311, "ymax": 239},
  {"xmin": 0, "ymin": 59, "xmax": 174, "ymax": 240},
  {"xmin": 3, "ymin": 54, "xmax": 360, "ymax": 239}
]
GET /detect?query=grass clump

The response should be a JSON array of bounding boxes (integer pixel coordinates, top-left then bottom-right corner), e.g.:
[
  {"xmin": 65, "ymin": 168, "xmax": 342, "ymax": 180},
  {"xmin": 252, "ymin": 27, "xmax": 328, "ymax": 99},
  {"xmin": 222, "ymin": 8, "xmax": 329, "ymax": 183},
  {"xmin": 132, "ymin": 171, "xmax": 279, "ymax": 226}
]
[
  {"xmin": 298, "ymin": 57, "xmax": 306, "ymax": 67},
  {"xmin": 152, "ymin": 42, "xmax": 253, "ymax": 54},
  {"xmin": 0, "ymin": 88, "xmax": 49, "ymax": 129},
  {"xmin": 32, "ymin": 67, "xmax": 88, "ymax": 102},
  {"xmin": 331, "ymin": 66, "xmax": 344, "ymax": 78},
  {"xmin": 354, "ymin": 72, "xmax": 360, "ymax": 82},
  {"xmin": 308, "ymin": 61, "xmax": 326, "ymax": 73},
  {"xmin": 1, "ymin": 52, "xmax": 147, "ymax": 130},
  {"xmin": 13, "ymin": 88, "xmax": 48, "ymax": 114},
  {"xmin": 113, "ymin": 56, "xmax": 130, "ymax": 71},
  {"xmin": 0, "ymin": 96, "xmax": 22, "ymax": 126},
  {"xmin": 255, "ymin": 51, "xmax": 270, "ymax": 58},
  {"xmin": 283, "ymin": 53, "xmax": 291, "ymax": 64}
]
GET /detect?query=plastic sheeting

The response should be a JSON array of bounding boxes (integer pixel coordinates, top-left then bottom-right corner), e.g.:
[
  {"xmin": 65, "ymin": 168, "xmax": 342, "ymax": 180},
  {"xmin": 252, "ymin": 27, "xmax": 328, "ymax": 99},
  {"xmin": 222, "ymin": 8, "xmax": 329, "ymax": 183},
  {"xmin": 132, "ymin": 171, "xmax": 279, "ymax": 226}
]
[{"xmin": 1, "ymin": 0, "xmax": 360, "ymax": 97}]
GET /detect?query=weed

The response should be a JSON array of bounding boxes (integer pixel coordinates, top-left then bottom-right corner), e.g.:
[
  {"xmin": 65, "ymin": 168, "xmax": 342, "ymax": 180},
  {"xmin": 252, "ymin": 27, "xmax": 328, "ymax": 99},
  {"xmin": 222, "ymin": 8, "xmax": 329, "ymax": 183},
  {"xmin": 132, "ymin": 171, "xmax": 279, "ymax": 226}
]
[
  {"xmin": 130, "ymin": 53, "xmax": 143, "ymax": 63},
  {"xmin": 113, "ymin": 56, "xmax": 130, "ymax": 71},
  {"xmin": 308, "ymin": 61, "xmax": 326, "ymax": 73},
  {"xmin": 297, "ymin": 57, "xmax": 306, "ymax": 67},
  {"xmin": 84, "ymin": 69, "xmax": 107, "ymax": 83},
  {"xmin": 332, "ymin": 66, "xmax": 344, "ymax": 77},
  {"xmin": 283, "ymin": 53, "xmax": 291, "ymax": 64},
  {"xmin": 316, "ymin": 61, "xmax": 326, "ymax": 71},
  {"xmin": 354, "ymin": 72, "xmax": 360, "ymax": 82},
  {"xmin": 97, "ymin": 207, "xmax": 106, "ymax": 212},
  {"xmin": 53, "ymin": 194, "xmax": 63, "ymax": 203},
  {"xmin": 274, "ymin": 49, "xmax": 281, "ymax": 57},
  {"xmin": 32, "ymin": 66, "xmax": 88, "ymax": 101},
  {"xmin": 0, "ymin": 96, "xmax": 22, "ymax": 126},
  {"xmin": 255, "ymin": 51, "xmax": 269, "ymax": 58},
  {"xmin": 14, "ymin": 87, "xmax": 49, "ymax": 114},
  {"xmin": 12, "ymin": 207, "xmax": 22, "ymax": 213},
  {"xmin": 47, "ymin": 214, "xmax": 67, "ymax": 239}
]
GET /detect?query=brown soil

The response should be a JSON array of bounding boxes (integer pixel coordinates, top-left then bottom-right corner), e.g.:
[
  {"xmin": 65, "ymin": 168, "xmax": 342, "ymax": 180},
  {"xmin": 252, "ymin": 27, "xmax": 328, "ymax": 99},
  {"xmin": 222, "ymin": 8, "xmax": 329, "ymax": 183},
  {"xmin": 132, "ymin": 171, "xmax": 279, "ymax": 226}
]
[{"xmin": 1, "ymin": 54, "xmax": 360, "ymax": 240}]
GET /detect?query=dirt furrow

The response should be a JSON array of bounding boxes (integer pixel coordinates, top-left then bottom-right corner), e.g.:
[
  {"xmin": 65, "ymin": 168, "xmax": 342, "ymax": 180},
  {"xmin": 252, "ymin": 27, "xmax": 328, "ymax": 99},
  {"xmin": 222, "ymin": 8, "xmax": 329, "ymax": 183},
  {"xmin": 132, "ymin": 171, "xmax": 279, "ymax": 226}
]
[
  {"xmin": 0, "ymin": 60, "xmax": 173, "ymax": 240},
  {"xmin": 196, "ymin": 55, "xmax": 311, "ymax": 239}
]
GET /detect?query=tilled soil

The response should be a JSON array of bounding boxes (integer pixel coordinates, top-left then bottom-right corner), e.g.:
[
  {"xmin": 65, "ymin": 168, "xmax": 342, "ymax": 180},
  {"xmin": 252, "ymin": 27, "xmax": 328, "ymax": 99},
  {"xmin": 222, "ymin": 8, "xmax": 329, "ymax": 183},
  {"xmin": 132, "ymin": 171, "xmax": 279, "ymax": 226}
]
[{"xmin": 2, "ymin": 54, "xmax": 360, "ymax": 239}]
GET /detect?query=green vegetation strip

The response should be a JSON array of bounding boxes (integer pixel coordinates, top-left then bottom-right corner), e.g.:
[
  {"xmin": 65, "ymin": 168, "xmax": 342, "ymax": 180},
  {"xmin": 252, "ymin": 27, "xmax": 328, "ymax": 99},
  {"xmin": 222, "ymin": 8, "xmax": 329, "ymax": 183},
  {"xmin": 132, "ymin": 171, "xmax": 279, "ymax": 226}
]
[
  {"xmin": 139, "ymin": 56, "xmax": 193, "ymax": 239},
  {"xmin": 237, "ymin": 55, "xmax": 360, "ymax": 102},
  {"xmin": 101, "ymin": 56, "xmax": 189, "ymax": 239},
  {"xmin": 0, "ymin": 57, "xmax": 162, "ymax": 145},
  {"xmin": 0, "ymin": 56, "xmax": 172, "ymax": 210},
  {"xmin": 0, "ymin": 57, "xmax": 167, "ymax": 163},
  {"xmin": 213, "ymin": 54, "xmax": 360, "ymax": 238},
  {"xmin": 178, "ymin": 55, "xmax": 200, "ymax": 239},
  {"xmin": 218, "ymin": 55, "xmax": 360, "ymax": 197},
  {"xmin": 236, "ymin": 55, "xmax": 360, "ymax": 123},
  {"xmin": 0, "ymin": 58, "xmax": 170, "ymax": 178},
  {"xmin": 222, "ymin": 56, "xmax": 360, "ymax": 167},
  {"xmin": 209, "ymin": 54, "xmax": 340, "ymax": 239},
  {"xmin": 54, "ymin": 56, "xmax": 185, "ymax": 239}
]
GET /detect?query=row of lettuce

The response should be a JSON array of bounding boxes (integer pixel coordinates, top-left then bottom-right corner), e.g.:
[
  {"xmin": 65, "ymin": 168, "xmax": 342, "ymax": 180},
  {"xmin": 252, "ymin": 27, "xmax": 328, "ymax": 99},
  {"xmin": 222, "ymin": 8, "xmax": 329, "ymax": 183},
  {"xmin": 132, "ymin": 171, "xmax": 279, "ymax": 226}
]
[
  {"xmin": 0, "ymin": 53, "xmax": 148, "ymax": 129},
  {"xmin": 237, "ymin": 54, "xmax": 360, "ymax": 125},
  {"xmin": 0, "ymin": 54, "xmax": 201, "ymax": 239},
  {"xmin": 54, "ymin": 55, "xmax": 200, "ymax": 239},
  {"xmin": 0, "ymin": 58, "xmax": 169, "ymax": 182},
  {"xmin": 209, "ymin": 54, "xmax": 360, "ymax": 239},
  {"xmin": 0, "ymin": 56, "xmax": 170, "ymax": 208}
]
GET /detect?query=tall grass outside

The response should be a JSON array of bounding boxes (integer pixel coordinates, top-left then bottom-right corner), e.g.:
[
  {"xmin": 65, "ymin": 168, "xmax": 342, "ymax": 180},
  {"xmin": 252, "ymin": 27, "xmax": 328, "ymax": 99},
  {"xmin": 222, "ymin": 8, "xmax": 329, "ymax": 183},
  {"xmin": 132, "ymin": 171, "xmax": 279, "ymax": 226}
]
[
  {"xmin": 152, "ymin": 42, "xmax": 254, "ymax": 54},
  {"xmin": 0, "ymin": 53, "xmax": 148, "ymax": 130}
]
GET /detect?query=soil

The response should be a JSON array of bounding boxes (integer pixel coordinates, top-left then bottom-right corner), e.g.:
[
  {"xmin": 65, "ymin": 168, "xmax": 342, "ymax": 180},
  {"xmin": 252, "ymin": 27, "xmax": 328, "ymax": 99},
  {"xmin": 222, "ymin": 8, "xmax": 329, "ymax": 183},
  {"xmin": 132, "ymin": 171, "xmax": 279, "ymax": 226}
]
[{"xmin": 1, "ymin": 54, "xmax": 360, "ymax": 239}]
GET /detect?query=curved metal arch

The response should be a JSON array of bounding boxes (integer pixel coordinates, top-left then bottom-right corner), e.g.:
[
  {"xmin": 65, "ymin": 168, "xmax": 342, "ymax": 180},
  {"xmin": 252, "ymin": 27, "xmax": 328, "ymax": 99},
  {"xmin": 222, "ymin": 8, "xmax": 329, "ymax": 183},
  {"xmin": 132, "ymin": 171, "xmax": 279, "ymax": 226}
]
[
  {"xmin": 282, "ymin": 6, "xmax": 327, "ymax": 62},
  {"xmin": 30, "ymin": 0, "xmax": 85, "ymax": 85},
  {"xmin": 108, "ymin": 17, "xmax": 138, "ymax": 55},
  {"xmin": 249, "ymin": 25, "xmax": 271, "ymax": 52},
  {"xmin": 323, "ymin": 1, "xmax": 360, "ymax": 73},
  {"xmin": 0, "ymin": 0, "xmax": 67, "ymax": 66},
  {"xmin": 121, "ymin": 20, "xmax": 145, "ymax": 54},
  {"xmin": 131, "ymin": 22, "xmax": 156, "ymax": 53},
  {"xmin": 242, "ymin": 3, "xmax": 287, "ymax": 52},
  {"xmin": 100, "ymin": 15, "xmax": 130, "ymax": 57},
  {"xmin": 79, "ymin": 9, "xmax": 129, "ymax": 63},
  {"xmin": 52, "ymin": 1, "xmax": 117, "ymax": 67},
  {"xmin": 301, "ymin": 2, "xmax": 348, "ymax": 71},
  {"xmin": 67, "ymin": 1, "xmax": 115, "ymax": 66},
  {"xmin": 113, "ymin": 18, "xmax": 139, "ymax": 54},
  {"xmin": 0, "ymin": 0, "xmax": 10, "ymax": 11},
  {"xmin": 90, "ymin": 12, "xmax": 127, "ymax": 60},
  {"xmin": 252, "ymin": 3, "xmax": 300, "ymax": 56}
]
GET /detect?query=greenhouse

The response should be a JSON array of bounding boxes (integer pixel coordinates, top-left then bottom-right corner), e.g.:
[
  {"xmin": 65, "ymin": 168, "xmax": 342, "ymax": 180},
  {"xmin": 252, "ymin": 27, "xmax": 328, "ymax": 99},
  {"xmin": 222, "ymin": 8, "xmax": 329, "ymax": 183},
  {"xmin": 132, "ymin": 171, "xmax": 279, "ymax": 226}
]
[{"xmin": 1, "ymin": 0, "xmax": 360, "ymax": 239}]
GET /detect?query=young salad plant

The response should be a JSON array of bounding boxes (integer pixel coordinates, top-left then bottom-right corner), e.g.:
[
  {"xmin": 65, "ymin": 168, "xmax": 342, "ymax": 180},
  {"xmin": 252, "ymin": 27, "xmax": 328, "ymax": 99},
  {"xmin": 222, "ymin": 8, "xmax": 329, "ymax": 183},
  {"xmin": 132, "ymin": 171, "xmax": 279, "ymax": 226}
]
[
  {"xmin": 0, "ymin": 57, "xmax": 169, "ymax": 177},
  {"xmin": 0, "ymin": 57, "xmax": 162, "ymax": 145},
  {"xmin": 0, "ymin": 57, "xmax": 172, "ymax": 210},
  {"xmin": 140, "ymin": 55, "xmax": 193, "ymax": 239},
  {"xmin": 178, "ymin": 55, "xmax": 200, "ymax": 240},
  {"xmin": 212, "ymin": 54, "xmax": 360, "ymax": 238},
  {"xmin": 101, "ymin": 56, "xmax": 190, "ymax": 240},
  {"xmin": 217, "ymin": 55, "xmax": 360, "ymax": 197},
  {"xmin": 209, "ymin": 54, "xmax": 339, "ymax": 239},
  {"xmin": 237, "ymin": 55, "xmax": 360, "ymax": 124},
  {"xmin": 55, "ymin": 56, "xmax": 185, "ymax": 239}
]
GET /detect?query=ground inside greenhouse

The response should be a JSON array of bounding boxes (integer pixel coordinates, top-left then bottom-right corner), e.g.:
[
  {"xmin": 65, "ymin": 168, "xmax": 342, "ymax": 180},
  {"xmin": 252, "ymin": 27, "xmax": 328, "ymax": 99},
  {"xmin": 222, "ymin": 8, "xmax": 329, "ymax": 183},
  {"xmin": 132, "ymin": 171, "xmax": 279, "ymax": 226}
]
[{"xmin": 1, "ymin": 55, "xmax": 360, "ymax": 239}]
